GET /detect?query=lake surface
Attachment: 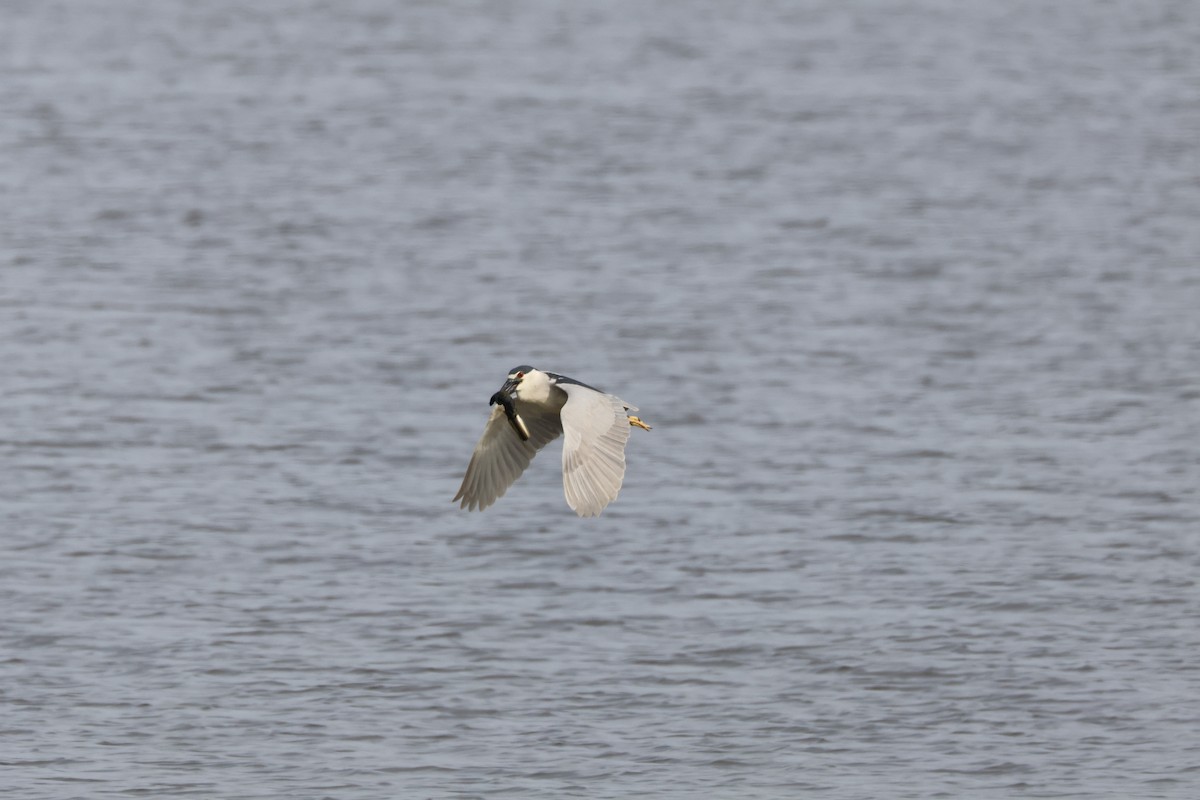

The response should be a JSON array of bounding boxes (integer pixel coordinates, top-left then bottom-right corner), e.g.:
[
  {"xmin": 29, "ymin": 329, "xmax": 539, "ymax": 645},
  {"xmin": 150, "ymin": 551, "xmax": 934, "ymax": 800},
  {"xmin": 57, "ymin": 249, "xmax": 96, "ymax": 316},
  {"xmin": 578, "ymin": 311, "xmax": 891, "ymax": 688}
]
[{"xmin": 2, "ymin": 1, "xmax": 1198, "ymax": 797}]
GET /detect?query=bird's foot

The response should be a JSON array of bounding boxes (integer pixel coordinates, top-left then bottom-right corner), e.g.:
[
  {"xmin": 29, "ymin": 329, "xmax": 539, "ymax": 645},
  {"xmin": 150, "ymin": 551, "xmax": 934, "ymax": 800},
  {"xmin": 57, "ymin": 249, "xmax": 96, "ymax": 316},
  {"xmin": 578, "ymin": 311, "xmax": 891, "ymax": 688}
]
[{"xmin": 628, "ymin": 416, "xmax": 652, "ymax": 431}]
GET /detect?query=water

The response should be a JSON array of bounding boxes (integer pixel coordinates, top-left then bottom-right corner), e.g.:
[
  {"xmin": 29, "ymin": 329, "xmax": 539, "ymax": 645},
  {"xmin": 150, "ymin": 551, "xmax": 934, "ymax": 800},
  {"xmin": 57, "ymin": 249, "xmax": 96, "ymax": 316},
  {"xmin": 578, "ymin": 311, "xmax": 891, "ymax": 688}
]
[{"xmin": 3, "ymin": 1, "xmax": 1199, "ymax": 797}]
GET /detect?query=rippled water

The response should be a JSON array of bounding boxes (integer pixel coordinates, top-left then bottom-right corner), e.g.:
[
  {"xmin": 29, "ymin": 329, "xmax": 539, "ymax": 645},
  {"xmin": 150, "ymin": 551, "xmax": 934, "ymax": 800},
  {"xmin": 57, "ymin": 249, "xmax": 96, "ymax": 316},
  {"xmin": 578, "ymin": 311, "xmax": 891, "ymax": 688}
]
[{"xmin": 3, "ymin": 1, "xmax": 1199, "ymax": 797}]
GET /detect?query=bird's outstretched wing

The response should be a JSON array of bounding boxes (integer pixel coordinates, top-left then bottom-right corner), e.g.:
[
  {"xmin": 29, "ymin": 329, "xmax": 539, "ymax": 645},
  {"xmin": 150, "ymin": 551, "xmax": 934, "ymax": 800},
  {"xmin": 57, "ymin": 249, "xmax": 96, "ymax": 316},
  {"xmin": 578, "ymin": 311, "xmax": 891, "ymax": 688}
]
[
  {"xmin": 558, "ymin": 384, "xmax": 636, "ymax": 517},
  {"xmin": 454, "ymin": 403, "xmax": 562, "ymax": 511}
]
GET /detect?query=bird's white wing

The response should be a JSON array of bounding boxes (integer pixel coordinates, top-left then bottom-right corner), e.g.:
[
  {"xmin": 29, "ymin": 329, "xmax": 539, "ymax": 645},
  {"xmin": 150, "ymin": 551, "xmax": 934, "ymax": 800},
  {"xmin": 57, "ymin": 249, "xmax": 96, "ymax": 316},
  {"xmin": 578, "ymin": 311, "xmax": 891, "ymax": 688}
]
[
  {"xmin": 454, "ymin": 403, "xmax": 562, "ymax": 511},
  {"xmin": 558, "ymin": 384, "xmax": 635, "ymax": 517}
]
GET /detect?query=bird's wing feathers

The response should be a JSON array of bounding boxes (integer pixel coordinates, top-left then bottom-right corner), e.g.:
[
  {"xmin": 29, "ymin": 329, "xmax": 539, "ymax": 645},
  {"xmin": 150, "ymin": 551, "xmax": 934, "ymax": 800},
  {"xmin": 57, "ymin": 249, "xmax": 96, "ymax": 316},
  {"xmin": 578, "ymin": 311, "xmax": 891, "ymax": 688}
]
[
  {"xmin": 454, "ymin": 403, "xmax": 562, "ymax": 511},
  {"xmin": 558, "ymin": 384, "xmax": 634, "ymax": 517}
]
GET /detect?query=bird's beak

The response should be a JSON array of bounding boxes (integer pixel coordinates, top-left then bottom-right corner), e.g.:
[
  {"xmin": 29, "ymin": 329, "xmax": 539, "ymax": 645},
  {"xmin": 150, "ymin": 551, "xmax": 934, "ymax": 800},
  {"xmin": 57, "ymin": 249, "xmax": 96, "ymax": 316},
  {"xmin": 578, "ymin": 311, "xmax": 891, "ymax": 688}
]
[{"xmin": 498, "ymin": 377, "xmax": 520, "ymax": 399}]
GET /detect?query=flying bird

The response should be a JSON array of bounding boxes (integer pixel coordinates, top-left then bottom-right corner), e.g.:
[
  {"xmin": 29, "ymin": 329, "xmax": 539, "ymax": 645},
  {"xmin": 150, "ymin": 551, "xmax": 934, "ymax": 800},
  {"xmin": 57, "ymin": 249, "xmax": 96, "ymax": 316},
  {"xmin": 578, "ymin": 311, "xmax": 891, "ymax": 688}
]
[{"xmin": 454, "ymin": 366, "xmax": 651, "ymax": 517}]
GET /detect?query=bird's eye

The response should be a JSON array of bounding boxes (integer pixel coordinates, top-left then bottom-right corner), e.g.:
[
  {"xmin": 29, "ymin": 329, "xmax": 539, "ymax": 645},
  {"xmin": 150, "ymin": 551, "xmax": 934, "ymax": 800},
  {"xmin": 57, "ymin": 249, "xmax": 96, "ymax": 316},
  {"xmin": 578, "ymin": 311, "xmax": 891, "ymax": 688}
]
[{"xmin": 516, "ymin": 371, "xmax": 524, "ymax": 379}]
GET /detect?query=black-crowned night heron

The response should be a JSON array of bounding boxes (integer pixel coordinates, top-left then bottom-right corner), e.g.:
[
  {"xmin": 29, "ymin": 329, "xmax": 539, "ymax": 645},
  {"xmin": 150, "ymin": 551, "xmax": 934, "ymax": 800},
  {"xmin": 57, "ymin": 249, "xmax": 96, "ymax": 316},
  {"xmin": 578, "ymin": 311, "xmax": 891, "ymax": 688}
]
[{"xmin": 454, "ymin": 366, "xmax": 651, "ymax": 517}]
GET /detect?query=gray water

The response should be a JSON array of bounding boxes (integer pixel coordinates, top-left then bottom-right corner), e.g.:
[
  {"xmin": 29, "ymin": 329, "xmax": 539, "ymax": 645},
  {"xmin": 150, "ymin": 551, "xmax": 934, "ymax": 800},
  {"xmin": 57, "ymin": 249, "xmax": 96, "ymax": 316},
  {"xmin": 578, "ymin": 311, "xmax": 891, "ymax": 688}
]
[{"xmin": 3, "ymin": 1, "xmax": 1199, "ymax": 797}]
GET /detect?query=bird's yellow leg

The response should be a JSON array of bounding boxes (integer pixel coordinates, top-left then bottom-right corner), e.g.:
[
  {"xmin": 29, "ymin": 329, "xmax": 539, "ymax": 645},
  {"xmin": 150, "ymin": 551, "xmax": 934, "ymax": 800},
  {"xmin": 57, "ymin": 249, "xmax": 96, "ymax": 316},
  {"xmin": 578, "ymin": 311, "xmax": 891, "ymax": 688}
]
[{"xmin": 628, "ymin": 416, "xmax": 652, "ymax": 431}]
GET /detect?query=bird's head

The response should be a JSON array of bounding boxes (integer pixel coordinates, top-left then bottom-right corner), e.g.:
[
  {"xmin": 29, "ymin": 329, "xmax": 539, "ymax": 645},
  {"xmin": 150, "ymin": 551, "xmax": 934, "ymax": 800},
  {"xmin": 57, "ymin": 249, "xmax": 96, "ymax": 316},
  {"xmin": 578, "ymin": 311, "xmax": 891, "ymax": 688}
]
[{"xmin": 499, "ymin": 365, "xmax": 548, "ymax": 402}]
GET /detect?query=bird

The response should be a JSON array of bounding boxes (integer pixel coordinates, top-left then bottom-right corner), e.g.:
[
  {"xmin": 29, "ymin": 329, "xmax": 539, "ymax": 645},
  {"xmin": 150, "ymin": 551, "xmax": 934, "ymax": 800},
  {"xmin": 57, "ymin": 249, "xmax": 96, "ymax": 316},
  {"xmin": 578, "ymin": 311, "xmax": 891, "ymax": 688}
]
[{"xmin": 454, "ymin": 366, "xmax": 651, "ymax": 517}]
